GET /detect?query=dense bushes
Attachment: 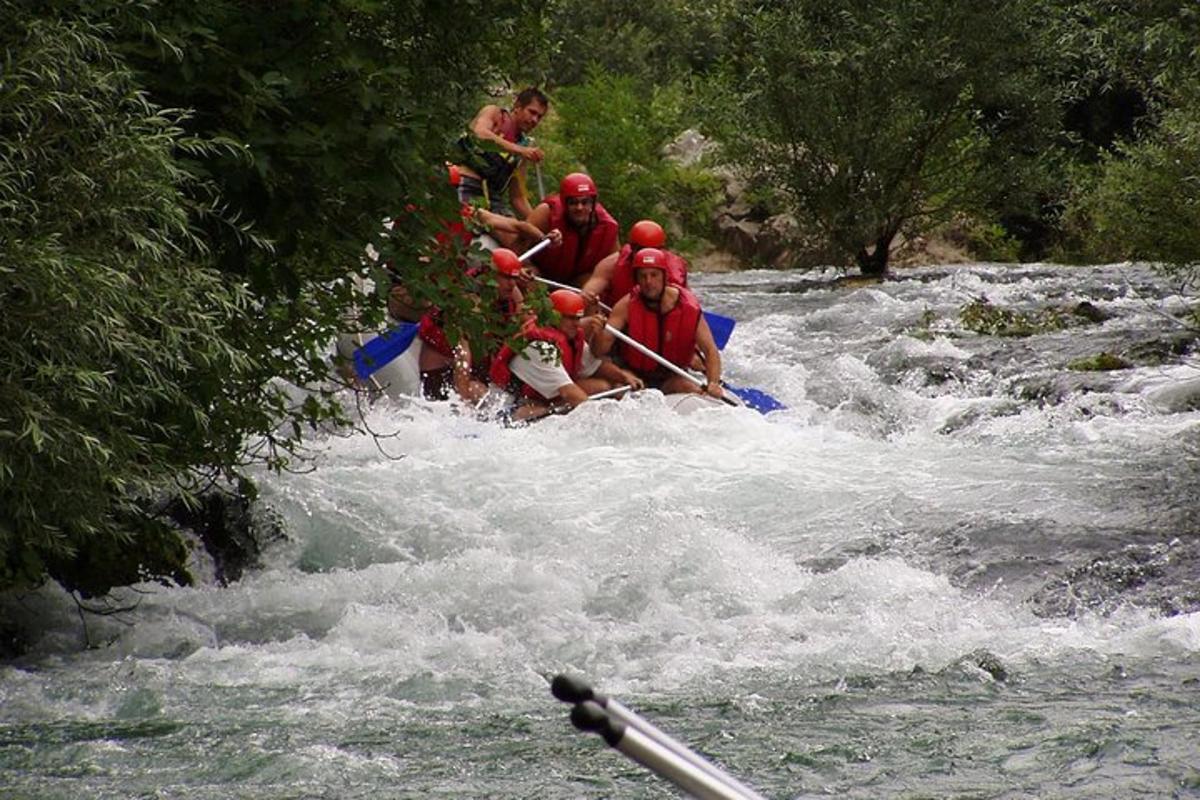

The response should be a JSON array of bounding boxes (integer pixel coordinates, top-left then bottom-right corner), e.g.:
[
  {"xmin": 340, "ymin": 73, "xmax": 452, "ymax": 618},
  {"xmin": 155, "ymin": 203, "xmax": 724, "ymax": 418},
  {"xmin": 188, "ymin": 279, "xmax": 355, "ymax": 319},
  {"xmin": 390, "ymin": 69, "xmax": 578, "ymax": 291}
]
[
  {"xmin": 540, "ymin": 70, "xmax": 722, "ymax": 248},
  {"xmin": 0, "ymin": 0, "xmax": 540, "ymax": 595},
  {"xmin": 0, "ymin": 13, "xmax": 261, "ymax": 590}
]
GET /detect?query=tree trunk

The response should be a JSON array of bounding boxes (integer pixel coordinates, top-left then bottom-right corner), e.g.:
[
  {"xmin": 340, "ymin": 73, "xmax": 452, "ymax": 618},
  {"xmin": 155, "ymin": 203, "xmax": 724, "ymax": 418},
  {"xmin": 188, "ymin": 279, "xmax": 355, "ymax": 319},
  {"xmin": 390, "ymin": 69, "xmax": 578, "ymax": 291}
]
[{"xmin": 855, "ymin": 231, "xmax": 895, "ymax": 276}]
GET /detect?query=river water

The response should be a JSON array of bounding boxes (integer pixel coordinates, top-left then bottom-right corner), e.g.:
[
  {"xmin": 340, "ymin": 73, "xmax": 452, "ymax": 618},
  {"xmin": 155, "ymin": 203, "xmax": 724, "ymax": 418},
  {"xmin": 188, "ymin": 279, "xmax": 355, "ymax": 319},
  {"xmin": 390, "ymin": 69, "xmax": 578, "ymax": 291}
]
[{"xmin": 2, "ymin": 263, "xmax": 1199, "ymax": 799}]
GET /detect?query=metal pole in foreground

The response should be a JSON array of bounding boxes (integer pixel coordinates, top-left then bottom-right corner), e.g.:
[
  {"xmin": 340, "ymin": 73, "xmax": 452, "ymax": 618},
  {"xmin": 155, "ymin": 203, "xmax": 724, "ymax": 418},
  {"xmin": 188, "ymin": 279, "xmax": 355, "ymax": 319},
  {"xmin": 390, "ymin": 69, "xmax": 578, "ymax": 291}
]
[{"xmin": 555, "ymin": 676, "xmax": 767, "ymax": 800}]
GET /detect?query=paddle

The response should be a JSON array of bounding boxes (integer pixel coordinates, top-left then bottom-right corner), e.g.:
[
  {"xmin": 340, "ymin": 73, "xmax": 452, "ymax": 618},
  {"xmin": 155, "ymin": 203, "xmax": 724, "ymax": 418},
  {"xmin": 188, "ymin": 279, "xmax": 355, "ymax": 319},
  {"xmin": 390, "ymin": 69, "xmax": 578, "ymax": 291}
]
[
  {"xmin": 603, "ymin": 323, "xmax": 740, "ymax": 407},
  {"xmin": 532, "ymin": 275, "xmax": 737, "ymax": 350},
  {"xmin": 544, "ymin": 383, "xmax": 632, "ymax": 416},
  {"xmin": 351, "ymin": 238, "xmax": 556, "ymax": 380},
  {"xmin": 538, "ymin": 277, "xmax": 785, "ymax": 413},
  {"xmin": 530, "ymin": 137, "xmax": 545, "ymax": 199},
  {"xmin": 720, "ymin": 382, "xmax": 786, "ymax": 414}
]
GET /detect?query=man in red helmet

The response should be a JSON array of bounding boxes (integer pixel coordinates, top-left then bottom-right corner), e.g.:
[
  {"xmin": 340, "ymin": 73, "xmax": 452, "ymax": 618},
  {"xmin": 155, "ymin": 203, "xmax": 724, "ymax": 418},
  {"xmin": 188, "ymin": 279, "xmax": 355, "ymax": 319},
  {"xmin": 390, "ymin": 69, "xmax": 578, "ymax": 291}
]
[
  {"xmin": 525, "ymin": 172, "xmax": 620, "ymax": 287},
  {"xmin": 594, "ymin": 247, "xmax": 723, "ymax": 399},
  {"xmin": 452, "ymin": 87, "xmax": 549, "ymax": 223},
  {"xmin": 417, "ymin": 248, "xmax": 527, "ymax": 403},
  {"xmin": 583, "ymin": 218, "xmax": 689, "ymax": 308},
  {"xmin": 490, "ymin": 289, "xmax": 642, "ymax": 421}
]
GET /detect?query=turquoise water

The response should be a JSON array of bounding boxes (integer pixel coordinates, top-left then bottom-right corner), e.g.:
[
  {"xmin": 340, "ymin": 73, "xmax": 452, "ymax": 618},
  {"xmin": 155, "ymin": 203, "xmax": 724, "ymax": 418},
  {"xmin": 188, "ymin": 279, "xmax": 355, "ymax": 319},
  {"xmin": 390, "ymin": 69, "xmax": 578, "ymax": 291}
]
[{"xmin": 3, "ymin": 264, "xmax": 1199, "ymax": 798}]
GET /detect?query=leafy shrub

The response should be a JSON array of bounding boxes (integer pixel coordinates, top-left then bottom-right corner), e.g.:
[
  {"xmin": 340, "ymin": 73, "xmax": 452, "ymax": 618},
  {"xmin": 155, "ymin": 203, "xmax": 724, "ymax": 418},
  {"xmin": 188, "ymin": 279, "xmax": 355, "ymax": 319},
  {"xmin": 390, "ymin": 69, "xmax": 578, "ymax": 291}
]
[
  {"xmin": 938, "ymin": 213, "xmax": 1023, "ymax": 262},
  {"xmin": 959, "ymin": 298, "xmax": 1069, "ymax": 337},
  {"xmin": 0, "ymin": 13, "xmax": 264, "ymax": 591},
  {"xmin": 539, "ymin": 69, "xmax": 721, "ymax": 248},
  {"xmin": 1066, "ymin": 89, "xmax": 1200, "ymax": 281}
]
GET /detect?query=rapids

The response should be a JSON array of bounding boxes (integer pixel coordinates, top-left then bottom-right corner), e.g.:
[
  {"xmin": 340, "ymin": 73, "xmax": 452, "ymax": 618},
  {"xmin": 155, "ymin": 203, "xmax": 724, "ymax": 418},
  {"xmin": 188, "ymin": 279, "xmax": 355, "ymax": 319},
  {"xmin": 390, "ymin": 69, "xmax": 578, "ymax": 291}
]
[{"xmin": 3, "ymin": 262, "xmax": 1199, "ymax": 799}]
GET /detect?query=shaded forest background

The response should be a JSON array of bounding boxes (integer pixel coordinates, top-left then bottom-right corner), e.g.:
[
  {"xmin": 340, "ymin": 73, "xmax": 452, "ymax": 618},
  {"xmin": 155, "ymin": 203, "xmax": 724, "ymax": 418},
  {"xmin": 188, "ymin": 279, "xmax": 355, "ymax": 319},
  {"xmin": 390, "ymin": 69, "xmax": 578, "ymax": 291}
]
[{"xmin": 2, "ymin": 0, "xmax": 1198, "ymax": 598}]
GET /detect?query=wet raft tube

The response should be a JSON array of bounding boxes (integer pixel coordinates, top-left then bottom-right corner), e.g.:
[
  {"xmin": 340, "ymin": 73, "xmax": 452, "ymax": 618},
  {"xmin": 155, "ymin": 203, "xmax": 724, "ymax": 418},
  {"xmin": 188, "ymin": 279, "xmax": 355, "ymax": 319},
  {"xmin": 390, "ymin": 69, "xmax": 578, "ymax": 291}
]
[
  {"xmin": 337, "ymin": 330, "xmax": 738, "ymax": 414},
  {"xmin": 336, "ymin": 329, "xmax": 422, "ymax": 399}
]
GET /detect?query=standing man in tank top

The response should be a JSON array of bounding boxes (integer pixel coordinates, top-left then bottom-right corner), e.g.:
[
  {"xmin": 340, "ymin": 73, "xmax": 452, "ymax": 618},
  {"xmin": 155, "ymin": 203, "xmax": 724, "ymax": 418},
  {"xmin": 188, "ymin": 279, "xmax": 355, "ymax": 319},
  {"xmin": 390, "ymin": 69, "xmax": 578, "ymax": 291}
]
[{"xmin": 452, "ymin": 87, "xmax": 549, "ymax": 235}]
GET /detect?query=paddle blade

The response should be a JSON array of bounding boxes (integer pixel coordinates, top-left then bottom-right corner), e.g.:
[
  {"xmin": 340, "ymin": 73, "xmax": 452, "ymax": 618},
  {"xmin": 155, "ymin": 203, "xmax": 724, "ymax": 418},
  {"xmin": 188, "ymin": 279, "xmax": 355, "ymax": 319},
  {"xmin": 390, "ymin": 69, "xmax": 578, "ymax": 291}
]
[
  {"xmin": 722, "ymin": 382, "xmax": 786, "ymax": 414},
  {"xmin": 703, "ymin": 311, "xmax": 735, "ymax": 350},
  {"xmin": 352, "ymin": 322, "xmax": 419, "ymax": 379}
]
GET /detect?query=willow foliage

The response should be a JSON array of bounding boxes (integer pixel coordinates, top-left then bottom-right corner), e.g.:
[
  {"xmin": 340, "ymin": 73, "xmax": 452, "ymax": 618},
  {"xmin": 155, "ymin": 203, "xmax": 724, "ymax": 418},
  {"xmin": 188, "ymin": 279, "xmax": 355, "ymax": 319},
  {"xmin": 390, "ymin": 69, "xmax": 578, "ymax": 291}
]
[
  {"xmin": 1, "ymin": 0, "xmax": 545, "ymax": 595},
  {"xmin": 0, "ymin": 11, "xmax": 269, "ymax": 590}
]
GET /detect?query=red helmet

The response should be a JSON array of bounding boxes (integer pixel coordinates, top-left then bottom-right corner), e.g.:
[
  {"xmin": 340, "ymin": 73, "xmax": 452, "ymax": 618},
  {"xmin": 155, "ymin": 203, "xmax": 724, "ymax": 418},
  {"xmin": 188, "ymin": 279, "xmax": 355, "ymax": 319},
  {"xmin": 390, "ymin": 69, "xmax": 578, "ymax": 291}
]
[
  {"xmin": 550, "ymin": 289, "xmax": 585, "ymax": 318},
  {"xmin": 629, "ymin": 219, "xmax": 666, "ymax": 248},
  {"xmin": 491, "ymin": 248, "xmax": 523, "ymax": 277},
  {"xmin": 633, "ymin": 247, "xmax": 667, "ymax": 272},
  {"xmin": 559, "ymin": 172, "xmax": 598, "ymax": 200}
]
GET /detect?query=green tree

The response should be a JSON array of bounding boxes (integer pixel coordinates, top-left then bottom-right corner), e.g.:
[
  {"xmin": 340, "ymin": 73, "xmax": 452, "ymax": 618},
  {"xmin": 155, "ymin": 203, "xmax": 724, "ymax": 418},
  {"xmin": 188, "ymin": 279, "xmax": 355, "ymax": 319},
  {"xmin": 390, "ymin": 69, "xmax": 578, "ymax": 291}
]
[
  {"xmin": 540, "ymin": 0, "xmax": 737, "ymax": 87},
  {"xmin": 713, "ymin": 0, "xmax": 1063, "ymax": 274},
  {"xmin": 1057, "ymin": 2, "xmax": 1200, "ymax": 277},
  {"xmin": 1, "ymin": 0, "xmax": 545, "ymax": 596},
  {"xmin": 109, "ymin": 0, "xmax": 545, "ymax": 428},
  {"xmin": 1069, "ymin": 91, "xmax": 1200, "ymax": 275},
  {"xmin": 545, "ymin": 69, "xmax": 721, "ymax": 245},
  {"xmin": 0, "ymin": 10, "xmax": 265, "ymax": 592}
]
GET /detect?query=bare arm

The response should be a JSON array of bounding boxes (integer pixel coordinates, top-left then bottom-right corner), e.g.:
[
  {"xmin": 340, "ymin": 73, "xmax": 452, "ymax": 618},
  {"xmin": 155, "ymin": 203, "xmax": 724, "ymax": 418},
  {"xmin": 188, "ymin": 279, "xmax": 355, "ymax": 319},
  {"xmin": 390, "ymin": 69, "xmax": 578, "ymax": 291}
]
[
  {"xmin": 452, "ymin": 341, "xmax": 488, "ymax": 403},
  {"xmin": 470, "ymin": 105, "xmax": 536, "ymax": 159},
  {"xmin": 593, "ymin": 296, "xmax": 629, "ymax": 357},
  {"xmin": 526, "ymin": 202, "xmax": 552, "ymax": 230},
  {"xmin": 593, "ymin": 358, "xmax": 644, "ymax": 391},
  {"xmin": 476, "ymin": 207, "xmax": 556, "ymax": 245},
  {"xmin": 581, "ymin": 251, "xmax": 618, "ymax": 306},
  {"xmin": 694, "ymin": 316, "xmax": 723, "ymax": 398},
  {"xmin": 557, "ymin": 381, "xmax": 589, "ymax": 408}
]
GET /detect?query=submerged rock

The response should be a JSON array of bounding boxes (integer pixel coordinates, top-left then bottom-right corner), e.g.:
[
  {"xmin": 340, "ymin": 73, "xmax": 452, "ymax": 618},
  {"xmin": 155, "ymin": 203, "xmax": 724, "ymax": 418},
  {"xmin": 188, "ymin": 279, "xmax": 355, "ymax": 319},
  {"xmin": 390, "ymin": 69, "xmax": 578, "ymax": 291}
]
[
  {"xmin": 1028, "ymin": 538, "xmax": 1200, "ymax": 619},
  {"xmin": 937, "ymin": 649, "xmax": 1009, "ymax": 683},
  {"xmin": 1066, "ymin": 351, "xmax": 1132, "ymax": 371}
]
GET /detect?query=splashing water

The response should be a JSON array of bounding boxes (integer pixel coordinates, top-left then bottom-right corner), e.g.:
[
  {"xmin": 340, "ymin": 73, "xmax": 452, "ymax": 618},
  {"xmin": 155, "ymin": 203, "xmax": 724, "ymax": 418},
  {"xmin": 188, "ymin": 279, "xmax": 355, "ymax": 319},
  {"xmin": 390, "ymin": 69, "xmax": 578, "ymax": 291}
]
[{"xmin": 3, "ymin": 263, "xmax": 1199, "ymax": 799}]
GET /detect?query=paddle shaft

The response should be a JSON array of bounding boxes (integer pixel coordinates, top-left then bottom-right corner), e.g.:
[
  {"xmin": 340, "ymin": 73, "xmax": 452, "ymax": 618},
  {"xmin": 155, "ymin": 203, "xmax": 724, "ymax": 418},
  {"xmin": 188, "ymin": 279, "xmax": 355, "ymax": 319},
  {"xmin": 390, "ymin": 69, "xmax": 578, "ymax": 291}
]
[
  {"xmin": 519, "ymin": 236, "xmax": 553, "ymax": 262},
  {"xmin": 604, "ymin": 324, "xmax": 736, "ymax": 406},
  {"xmin": 537, "ymin": 268, "xmax": 738, "ymax": 406},
  {"xmin": 528, "ymin": 136, "xmax": 545, "ymax": 199},
  {"xmin": 535, "ymin": 275, "xmax": 612, "ymax": 312},
  {"xmin": 533, "ymin": 275, "xmax": 736, "ymax": 351},
  {"xmin": 586, "ymin": 384, "xmax": 632, "ymax": 401}
]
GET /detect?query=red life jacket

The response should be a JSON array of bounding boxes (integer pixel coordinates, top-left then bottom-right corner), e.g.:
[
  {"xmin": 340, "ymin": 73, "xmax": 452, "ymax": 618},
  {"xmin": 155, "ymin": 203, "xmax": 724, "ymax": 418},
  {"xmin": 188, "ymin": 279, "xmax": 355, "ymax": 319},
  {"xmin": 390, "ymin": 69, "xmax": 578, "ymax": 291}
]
[
  {"xmin": 622, "ymin": 286, "xmax": 702, "ymax": 375},
  {"xmin": 602, "ymin": 245, "xmax": 690, "ymax": 307},
  {"xmin": 417, "ymin": 311, "xmax": 454, "ymax": 357},
  {"xmin": 490, "ymin": 324, "xmax": 585, "ymax": 401},
  {"xmin": 533, "ymin": 195, "xmax": 619, "ymax": 282},
  {"xmin": 433, "ymin": 208, "xmax": 475, "ymax": 250},
  {"xmin": 498, "ymin": 108, "xmax": 521, "ymax": 143}
]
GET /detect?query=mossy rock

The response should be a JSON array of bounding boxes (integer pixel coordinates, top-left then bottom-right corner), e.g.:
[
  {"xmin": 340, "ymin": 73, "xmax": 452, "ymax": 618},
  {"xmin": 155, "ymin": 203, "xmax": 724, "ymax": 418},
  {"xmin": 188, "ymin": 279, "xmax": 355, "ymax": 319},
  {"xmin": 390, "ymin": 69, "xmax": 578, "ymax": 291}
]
[
  {"xmin": 1067, "ymin": 351, "xmax": 1132, "ymax": 371},
  {"xmin": 1071, "ymin": 301, "xmax": 1110, "ymax": 323},
  {"xmin": 959, "ymin": 298, "xmax": 1069, "ymax": 337}
]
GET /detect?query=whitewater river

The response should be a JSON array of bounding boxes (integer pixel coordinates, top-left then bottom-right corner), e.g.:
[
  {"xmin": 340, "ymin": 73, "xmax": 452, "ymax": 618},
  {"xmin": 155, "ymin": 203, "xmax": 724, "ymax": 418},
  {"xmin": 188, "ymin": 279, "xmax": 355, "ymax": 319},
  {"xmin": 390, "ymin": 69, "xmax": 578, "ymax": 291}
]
[{"xmin": 3, "ymin": 262, "xmax": 1199, "ymax": 799}]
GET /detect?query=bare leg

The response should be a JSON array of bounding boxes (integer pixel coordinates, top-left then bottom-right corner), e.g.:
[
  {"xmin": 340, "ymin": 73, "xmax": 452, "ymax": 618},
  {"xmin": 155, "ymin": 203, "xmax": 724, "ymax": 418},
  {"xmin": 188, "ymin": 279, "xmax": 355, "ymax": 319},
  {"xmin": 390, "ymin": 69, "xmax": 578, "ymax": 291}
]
[
  {"xmin": 511, "ymin": 400, "xmax": 551, "ymax": 421},
  {"xmin": 577, "ymin": 376, "xmax": 613, "ymax": 395},
  {"xmin": 660, "ymin": 374, "xmax": 702, "ymax": 395}
]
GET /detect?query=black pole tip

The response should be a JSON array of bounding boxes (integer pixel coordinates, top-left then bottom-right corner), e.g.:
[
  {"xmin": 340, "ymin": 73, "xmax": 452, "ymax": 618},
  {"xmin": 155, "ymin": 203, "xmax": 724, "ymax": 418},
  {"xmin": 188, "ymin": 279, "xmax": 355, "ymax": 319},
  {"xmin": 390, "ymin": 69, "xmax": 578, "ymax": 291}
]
[
  {"xmin": 570, "ymin": 700, "xmax": 624, "ymax": 746},
  {"xmin": 551, "ymin": 673, "xmax": 595, "ymax": 705}
]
